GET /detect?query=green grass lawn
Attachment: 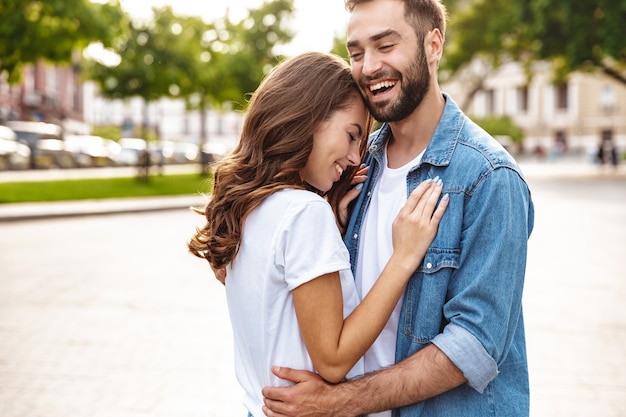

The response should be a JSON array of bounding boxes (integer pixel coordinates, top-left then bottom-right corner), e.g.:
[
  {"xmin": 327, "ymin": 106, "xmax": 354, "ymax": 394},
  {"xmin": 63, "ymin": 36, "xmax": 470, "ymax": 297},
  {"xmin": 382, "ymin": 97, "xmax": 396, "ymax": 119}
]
[{"xmin": 0, "ymin": 173, "xmax": 214, "ymax": 204}]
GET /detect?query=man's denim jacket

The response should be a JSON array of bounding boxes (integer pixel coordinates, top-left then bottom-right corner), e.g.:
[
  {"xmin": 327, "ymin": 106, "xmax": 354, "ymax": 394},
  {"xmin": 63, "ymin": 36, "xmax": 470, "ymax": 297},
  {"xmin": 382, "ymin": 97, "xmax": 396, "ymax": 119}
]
[{"xmin": 344, "ymin": 94, "xmax": 535, "ymax": 416}]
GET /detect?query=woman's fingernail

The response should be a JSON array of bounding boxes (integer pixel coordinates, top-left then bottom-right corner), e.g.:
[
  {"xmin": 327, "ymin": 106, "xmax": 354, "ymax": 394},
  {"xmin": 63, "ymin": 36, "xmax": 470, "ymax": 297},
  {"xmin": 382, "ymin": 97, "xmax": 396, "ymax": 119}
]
[
  {"xmin": 424, "ymin": 178, "xmax": 433, "ymax": 184},
  {"xmin": 443, "ymin": 193, "xmax": 449, "ymax": 201},
  {"xmin": 436, "ymin": 178, "xmax": 443, "ymax": 186},
  {"xmin": 355, "ymin": 183, "xmax": 363, "ymax": 191},
  {"xmin": 433, "ymin": 176, "xmax": 439, "ymax": 183}
]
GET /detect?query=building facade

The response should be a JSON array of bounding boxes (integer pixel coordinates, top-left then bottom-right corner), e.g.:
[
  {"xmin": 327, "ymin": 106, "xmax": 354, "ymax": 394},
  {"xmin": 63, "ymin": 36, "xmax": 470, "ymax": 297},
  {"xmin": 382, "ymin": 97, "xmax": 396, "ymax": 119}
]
[
  {"xmin": 83, "ymin": 81, "xmax": 243, "ymax": 151},
  {"xmin": 4, "ymin": 57, "xmax": 624, "ymax": 161},
  {"xmin": 442, "ymin": 61, "xmax": 626, "ymax": 159},
  {"xmin": 0, "ymin": 51, "xmax": 89, "ymax": 134}
]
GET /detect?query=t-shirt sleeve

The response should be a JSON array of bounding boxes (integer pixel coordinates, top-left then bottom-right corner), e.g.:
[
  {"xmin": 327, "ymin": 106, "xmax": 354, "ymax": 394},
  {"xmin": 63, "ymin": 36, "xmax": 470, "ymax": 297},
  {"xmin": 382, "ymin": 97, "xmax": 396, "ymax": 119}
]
[{"xmin": 275, "ymin": 198, "xmax": 351, "ymax": 291}]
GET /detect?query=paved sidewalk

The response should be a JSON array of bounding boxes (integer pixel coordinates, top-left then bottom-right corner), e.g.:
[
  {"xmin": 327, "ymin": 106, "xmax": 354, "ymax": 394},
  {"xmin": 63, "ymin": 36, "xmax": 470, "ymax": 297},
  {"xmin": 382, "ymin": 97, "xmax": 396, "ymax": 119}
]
[
  {"xmin": 0, "ymin": 159, "xmax": 624, "ymax": 417},
  {"xmin": 0, "ymin": 194, "xmax": 208, "ymax": 222}
]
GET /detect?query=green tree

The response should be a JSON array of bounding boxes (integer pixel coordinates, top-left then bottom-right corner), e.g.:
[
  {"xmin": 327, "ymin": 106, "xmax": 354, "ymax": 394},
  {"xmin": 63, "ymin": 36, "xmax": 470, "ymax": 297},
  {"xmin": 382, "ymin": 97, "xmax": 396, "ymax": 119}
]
[
  {"xmin": 441, "ymin": 0, "xmax": 626, "ymax": 100},
  {"xmin": 167, "ymin": 0, "xmax": 295, "ymax": 174},
  {"xmin": 330, "ymin": 33, "xmax": 349, "ymax": 61},
  {"xmin": 87, "ymin": 6, "xmax": 193, "ymax": 139},
  {"xmin": 0, "ymin": 0, "xmax": 126, "ymax": 83},
  {"xmin": 216, "ymin": 0, "xmax": 295, "ymax": 108},
  {"xmin": 525, "ymin": 0, "xmax": 626, "ymax": 85},
  {"xmin": 85, "ymin": 1, "xmax": 295, "ymax": 174},
  {"xmin": 473, "ymin": 115, "xmax": 524, "ymax": 144},
  {"xmin": 441, "ymin": 0, "xmax": 530, "ymax": 108}
]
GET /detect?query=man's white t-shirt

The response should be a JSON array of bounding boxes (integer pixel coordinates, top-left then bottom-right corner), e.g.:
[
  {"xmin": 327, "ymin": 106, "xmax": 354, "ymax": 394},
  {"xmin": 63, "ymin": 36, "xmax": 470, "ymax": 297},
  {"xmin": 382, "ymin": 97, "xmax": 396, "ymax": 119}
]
[
  {"xmin": 225, "ymin": 189, "xmax": 364, "ymax": 417},
  {"xmin": 356, "ymin": 148, "xmax": 424, "ymax": 417}
]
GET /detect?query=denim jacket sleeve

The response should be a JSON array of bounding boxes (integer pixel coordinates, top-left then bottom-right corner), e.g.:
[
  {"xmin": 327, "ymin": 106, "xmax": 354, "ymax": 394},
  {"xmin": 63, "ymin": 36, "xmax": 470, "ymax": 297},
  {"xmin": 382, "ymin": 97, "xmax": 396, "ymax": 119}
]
[{"xmin": 430, "ymin": 165, "xmax": 534, "ymax": 392}]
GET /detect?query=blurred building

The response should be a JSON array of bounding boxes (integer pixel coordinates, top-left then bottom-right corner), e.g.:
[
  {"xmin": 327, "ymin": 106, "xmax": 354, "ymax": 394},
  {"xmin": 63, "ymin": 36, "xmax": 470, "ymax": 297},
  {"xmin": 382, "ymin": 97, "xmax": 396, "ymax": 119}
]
[
  {"xmin": 0, "ymin": 56, "xmax": 242, "ymax": 148},
  {"xmin": 443, "ymin": 61, "xmax": 626, "ymax": 158},
  {"xmin": 0, "ymin": 51, "xmax": 90, "ymax": 135},
  {"xmin": 5, "ymin": 55, "xmax": 624, "ymax": 159},
  {"xmin": 83, "ymin": 81, "xmax": 243, "ymax": 149}
]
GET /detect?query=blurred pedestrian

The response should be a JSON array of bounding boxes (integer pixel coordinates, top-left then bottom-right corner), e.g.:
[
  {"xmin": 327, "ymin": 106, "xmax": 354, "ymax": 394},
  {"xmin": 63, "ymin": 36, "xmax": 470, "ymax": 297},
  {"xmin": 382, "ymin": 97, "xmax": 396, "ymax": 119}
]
[
  {"xmin": 597, "ymin": 136, "xmax": 620, "ymax": 168},
  {"xmin": 137, "ymin": 148, "xmax": 151, "ymax": 182}
]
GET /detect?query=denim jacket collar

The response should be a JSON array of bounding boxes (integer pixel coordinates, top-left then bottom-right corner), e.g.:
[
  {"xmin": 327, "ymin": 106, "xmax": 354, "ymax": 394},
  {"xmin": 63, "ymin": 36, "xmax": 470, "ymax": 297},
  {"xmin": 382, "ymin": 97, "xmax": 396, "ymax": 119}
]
[{"xmin": 367, "ymin": 93, "xmax": 461, "ymax": 170}]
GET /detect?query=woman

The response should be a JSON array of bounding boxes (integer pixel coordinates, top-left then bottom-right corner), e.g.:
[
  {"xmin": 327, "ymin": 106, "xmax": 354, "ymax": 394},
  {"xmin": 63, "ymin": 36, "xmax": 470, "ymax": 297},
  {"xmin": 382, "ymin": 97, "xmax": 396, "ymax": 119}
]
[{"xmin": 188, "ymin": 52, "xmax": 448, "ymax": 417}]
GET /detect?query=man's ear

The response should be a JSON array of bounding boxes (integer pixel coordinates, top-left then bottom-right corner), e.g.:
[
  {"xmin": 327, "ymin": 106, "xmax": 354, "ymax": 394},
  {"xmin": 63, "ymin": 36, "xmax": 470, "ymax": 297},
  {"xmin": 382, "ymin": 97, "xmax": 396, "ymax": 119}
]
[{"xmin": 425, "ymin": 28, "xmax": 444, "ymax": 67}]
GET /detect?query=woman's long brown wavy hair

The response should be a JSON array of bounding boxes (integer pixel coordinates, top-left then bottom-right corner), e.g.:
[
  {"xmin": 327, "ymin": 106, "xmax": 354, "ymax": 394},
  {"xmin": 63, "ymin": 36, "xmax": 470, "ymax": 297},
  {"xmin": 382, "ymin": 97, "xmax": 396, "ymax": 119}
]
[{"xmin": 188, "ymin": 51, "xmax": 372, "ymax": 270}]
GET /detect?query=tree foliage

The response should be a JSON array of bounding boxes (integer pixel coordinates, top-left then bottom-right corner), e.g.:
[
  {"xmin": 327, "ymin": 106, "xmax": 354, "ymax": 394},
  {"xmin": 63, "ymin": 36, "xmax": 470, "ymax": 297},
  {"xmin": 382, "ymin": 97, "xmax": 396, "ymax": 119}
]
[
  {"xmin": 330, "ymin": 33, "xmax": 349, "ymax": 62},
  {"xmin": 472, "ymin": 115, "xmax": 524, "ymax": 144},
  {"xmin": 442, "ymin": 0, "xmax": 626, "ymax": 87},
  {"xmin": 0, "ymin": 0, "xmax": 127, "ymax": 83},
  {"xmin": 85, "ymin": 0, "xmax": 294, "ymax": 145},
  {"xmin": 87, "ymin": 6, "xmax": 192, "ymax": 103},
  {"xmin": 216, "ymin": 0, "xmax": 295, "ymax": 108},
  {"xmin": 525, "ymin": 0, "xmax": 626, "ymax": 84},
  {"xmin": 86, "ymin": 0, "xmax": 294, "ymax": 111}
]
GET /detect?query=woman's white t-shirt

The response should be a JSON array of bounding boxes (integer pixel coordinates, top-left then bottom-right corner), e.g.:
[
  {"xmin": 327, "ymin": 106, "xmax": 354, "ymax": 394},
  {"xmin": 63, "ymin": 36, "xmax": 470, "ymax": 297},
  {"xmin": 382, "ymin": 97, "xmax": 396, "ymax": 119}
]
[{"xmin": 225, "ymin": 189, "xmax": 364, "ymax": 417}]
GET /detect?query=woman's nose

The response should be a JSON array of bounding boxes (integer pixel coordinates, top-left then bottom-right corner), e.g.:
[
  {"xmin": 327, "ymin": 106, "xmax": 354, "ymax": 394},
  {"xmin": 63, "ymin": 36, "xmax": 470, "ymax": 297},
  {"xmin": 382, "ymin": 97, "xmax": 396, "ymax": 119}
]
[{"xmin": 347, "ymin": 144, "xmax": 361, "ymax": 166}]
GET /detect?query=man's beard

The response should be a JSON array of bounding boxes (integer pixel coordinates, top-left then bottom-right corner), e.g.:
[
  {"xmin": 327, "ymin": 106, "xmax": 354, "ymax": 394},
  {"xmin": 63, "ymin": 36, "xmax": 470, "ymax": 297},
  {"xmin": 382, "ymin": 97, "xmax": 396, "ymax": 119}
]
[{"xmin": 363, "ymin": 47, "xmax": 431, "ymax": 122}]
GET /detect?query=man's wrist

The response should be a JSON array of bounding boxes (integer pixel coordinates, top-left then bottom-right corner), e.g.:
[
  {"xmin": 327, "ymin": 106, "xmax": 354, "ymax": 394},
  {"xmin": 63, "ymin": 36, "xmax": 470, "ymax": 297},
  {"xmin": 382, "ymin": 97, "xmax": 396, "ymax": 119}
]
[{"xmin": 336, "ymin": 372, "xmax": 383, "ymax": 416}]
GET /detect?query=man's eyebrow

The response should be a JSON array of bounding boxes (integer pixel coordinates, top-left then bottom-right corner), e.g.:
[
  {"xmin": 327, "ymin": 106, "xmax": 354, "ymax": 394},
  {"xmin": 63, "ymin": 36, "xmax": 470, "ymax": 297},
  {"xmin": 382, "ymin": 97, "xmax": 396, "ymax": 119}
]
[{"xmin": 347, "ymin": 29, "xmax": 401, "ymax": 48}]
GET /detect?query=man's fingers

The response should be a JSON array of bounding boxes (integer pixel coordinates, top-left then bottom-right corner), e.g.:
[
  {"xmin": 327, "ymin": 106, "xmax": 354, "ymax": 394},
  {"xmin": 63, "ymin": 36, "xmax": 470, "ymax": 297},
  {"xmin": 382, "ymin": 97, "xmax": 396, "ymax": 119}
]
[
  {"xmin": 262, "ymin": 398, "xmax": 289, "ymax": 417},
  {"xmin": 262, "ymin": 367, "xmax": 319, "ymax": 417},
  {"xmin": 270, "ymin": 366, "xmax": 315, "ymax": 384}
]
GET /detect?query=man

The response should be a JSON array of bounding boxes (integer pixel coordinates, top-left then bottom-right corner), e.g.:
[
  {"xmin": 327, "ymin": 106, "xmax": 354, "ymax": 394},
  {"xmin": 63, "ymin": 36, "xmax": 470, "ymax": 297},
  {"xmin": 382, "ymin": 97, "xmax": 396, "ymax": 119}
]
[{"xmin": 261, "ymin": 0, "xmax": 535, "ymax": 416}]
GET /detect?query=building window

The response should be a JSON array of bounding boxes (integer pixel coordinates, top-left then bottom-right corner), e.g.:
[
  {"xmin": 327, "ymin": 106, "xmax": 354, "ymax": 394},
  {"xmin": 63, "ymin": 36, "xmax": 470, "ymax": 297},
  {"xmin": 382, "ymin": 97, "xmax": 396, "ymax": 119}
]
[
  {"xmin": 45, "ymin": 66, "xmax": 59, "ymax": 98},
  {"xmin": 555, "ymin": 82, "xmax": 568, "ymax": 110},
  {"xmin": 601, "ymin": 85, "xmax": 615, "ymax": 113},
  {"xmin": 517, "ymin": 86, "xmax": 528, "ymax": 112}
]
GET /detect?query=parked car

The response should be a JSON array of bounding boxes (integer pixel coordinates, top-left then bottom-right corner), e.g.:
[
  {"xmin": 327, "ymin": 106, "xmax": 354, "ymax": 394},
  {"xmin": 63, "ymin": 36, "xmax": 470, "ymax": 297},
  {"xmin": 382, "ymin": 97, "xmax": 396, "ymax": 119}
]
[
  {"xmin": 5, "ymin": 121, "xmax": 75, "ymax": 169},
  {"xmin": 65, "ymin": 135, "xmax": 121, "ymax": 167},
  {"xmin": 172, "ymin": 142, "xmax": 200, "ymax": 164},
  {"xmin": 148, "ymin": 140, "xmax": 175, "ymax": 166},
  {"xmin": 112, "ymin": 137, "xmax": 148, "ymax": 166},
  {"xmin": 0, "ymin": 125, "xmax": 31, "ymax": 170},
  {"xmin": 149, "ymin": 140, "xmax": 201, "ymax": 165},
  {"xmin": 201, "ymin": 140, "xmax": 234, "ymax": 164}
]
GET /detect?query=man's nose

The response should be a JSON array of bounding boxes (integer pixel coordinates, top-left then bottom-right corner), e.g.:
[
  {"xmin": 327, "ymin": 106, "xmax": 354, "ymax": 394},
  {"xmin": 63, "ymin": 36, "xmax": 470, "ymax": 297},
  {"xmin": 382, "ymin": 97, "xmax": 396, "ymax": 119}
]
[{"xmin": 362, "ymin": 51, "xmax": 382, "ymax": 76}]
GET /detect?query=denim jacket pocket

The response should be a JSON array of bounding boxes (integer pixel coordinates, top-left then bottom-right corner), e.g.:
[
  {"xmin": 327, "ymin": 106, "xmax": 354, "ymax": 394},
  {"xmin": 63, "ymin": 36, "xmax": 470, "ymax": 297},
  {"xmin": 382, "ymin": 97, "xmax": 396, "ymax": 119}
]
[
  {"xmin": 417, "ymin": 247, "xmax": 460, "ymax": 274},
  {"xmin": 399, "ymin": 248, "xmax": 460, "ymax": 344}
]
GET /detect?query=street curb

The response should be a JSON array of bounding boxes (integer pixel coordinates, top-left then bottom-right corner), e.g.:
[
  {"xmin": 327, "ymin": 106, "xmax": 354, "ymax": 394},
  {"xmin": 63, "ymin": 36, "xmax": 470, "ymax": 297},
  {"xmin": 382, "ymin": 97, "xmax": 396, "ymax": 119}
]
[{"xmin": 0, "ymin": 195, "xmax": 208, "ymax": 223}]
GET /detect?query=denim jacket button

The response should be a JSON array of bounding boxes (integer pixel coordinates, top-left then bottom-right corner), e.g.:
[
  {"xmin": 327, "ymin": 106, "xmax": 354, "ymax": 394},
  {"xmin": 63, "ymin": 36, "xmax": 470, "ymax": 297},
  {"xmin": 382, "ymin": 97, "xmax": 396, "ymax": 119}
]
[
  {"xmin": 426, "ymin": 262, "xmax": 433, "ymax": 269},
  {"xmin": 353, "ymin": 233, "xmax": 358, "ymax": 240},
  {"xmin": 369, "ymin": 144, "xmax": 378, "ymax": 152}
]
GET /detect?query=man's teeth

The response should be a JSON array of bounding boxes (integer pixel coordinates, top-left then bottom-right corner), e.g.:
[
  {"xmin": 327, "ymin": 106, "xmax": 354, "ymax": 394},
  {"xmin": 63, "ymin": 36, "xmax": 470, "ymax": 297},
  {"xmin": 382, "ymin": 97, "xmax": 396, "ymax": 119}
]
[
  {"xmin": 370, "ymin": 81, "xmax": 395, "ymax": 92},
  {"xmin": 336, "ymin": 164, "xmax": 344, "ymax": 175}
]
